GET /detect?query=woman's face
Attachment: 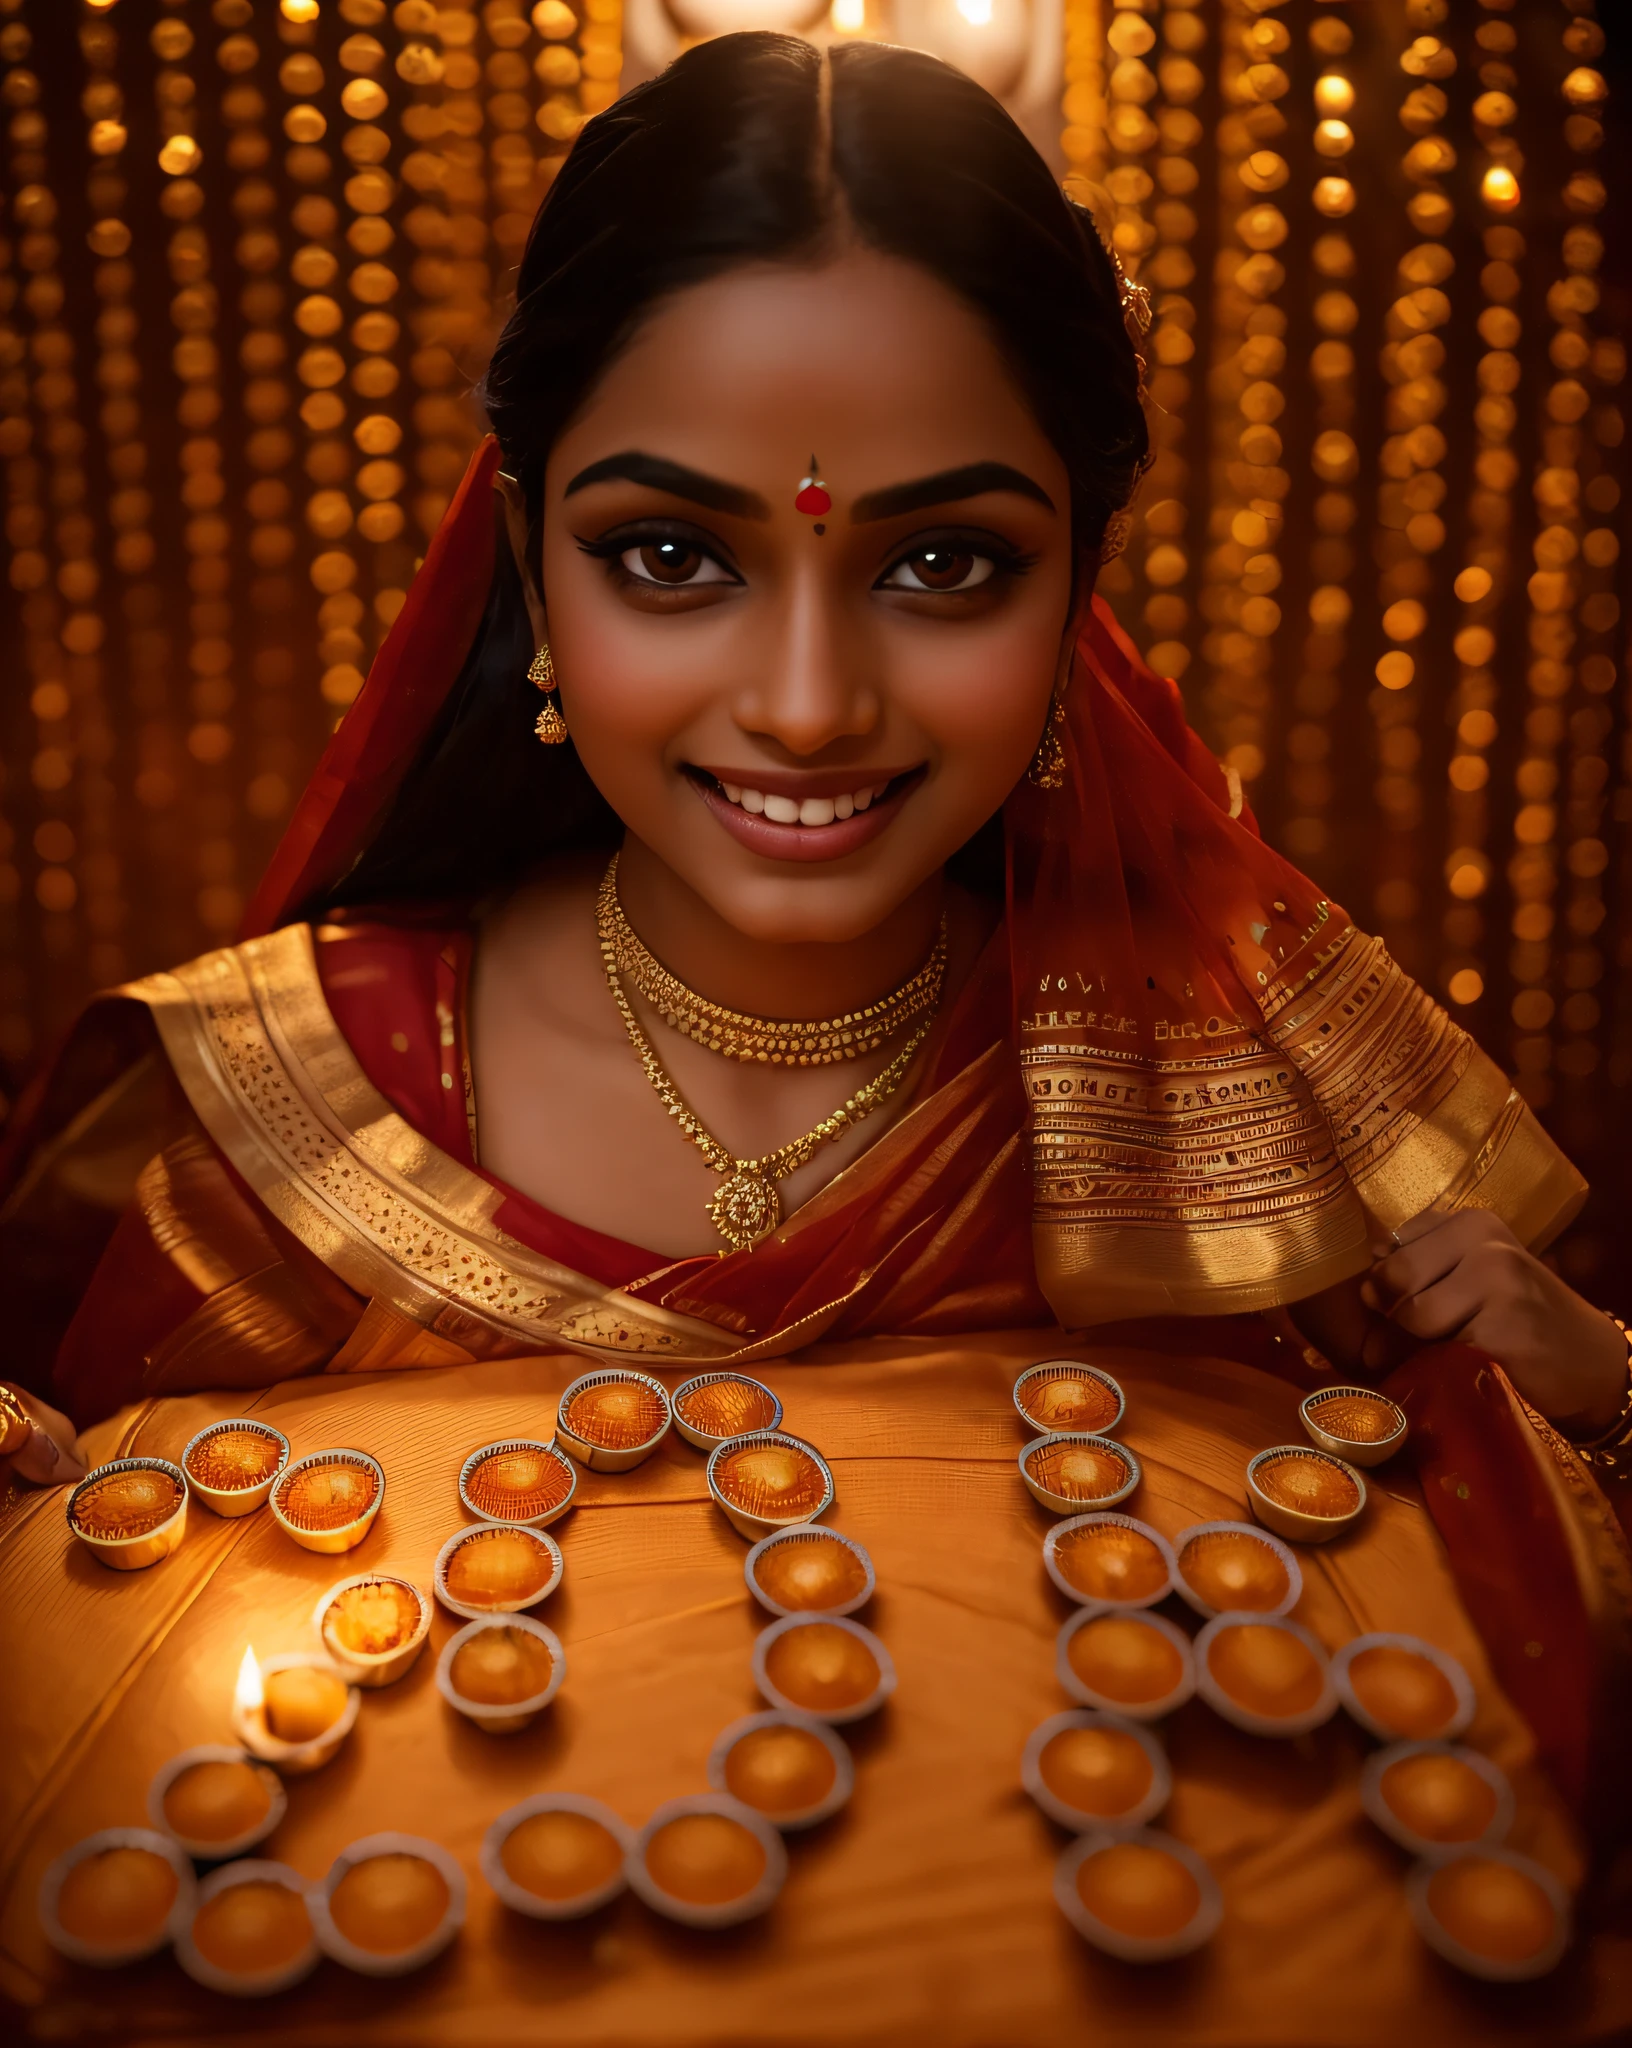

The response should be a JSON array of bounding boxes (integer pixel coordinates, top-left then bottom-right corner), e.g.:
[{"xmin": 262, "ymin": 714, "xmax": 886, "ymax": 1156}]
[{"xmin": 537, "ymin": 246, "xmax": 1075, "ymax": 944}]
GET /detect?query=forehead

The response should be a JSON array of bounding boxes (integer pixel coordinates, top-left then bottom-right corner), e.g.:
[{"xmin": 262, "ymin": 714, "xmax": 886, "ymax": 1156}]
[{"xmin": 551, "ymin": 246, "xmax": 1064, "ymax": 488}]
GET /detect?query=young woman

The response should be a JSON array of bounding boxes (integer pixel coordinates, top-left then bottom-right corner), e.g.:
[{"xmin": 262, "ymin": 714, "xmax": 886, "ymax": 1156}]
[{"xmin": 1, "ymin": 34, "xmax": 1627, "ymax": 2043}]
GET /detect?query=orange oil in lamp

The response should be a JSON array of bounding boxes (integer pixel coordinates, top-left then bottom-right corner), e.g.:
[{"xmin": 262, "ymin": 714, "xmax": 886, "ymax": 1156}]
[
  {"xmin": 1348, "ymin": 1644, "xmax": 1459, "ymax": 1738},
  {"xmin": 1307, "ymin": 1392, "xmax": 1402, "ymax": 1444},
  {"xmin": 162, "ymin": 1760, "xmax": 272, "ymax": 1846},
  {"xmin": 264, "ymin": 1666, "xmax": 350, "ymax": 1743},
  {"xmin": 1177, "ymin": 1530, "xmax": 1290, "ymax": 1612},
  {"xmin": 561, "ymin": 1379, "xmax": 667, "ymax": 1450},
  {"xmin": 753, "ymin": 1534, "xmax": 868, "ymax": 1612},
  {"xmin": 463, "ymin": 1447, "xmax": 573, "ymax": 1522},
  {"xmin": 1053, "ymin": 1523, "xmax": 1168, "ymax": 1603},
  {"xmin": 444, "ymin": 1528, "xmax": 555, "ymax": 1610},
  {"xmin": 1381, "ymin": 1752, "xmax": 1498, "ymax": 1844},
  {"xmin": 1075, "ymin": 1842, "xmax": 1200, "ymax": 1941},
  {"xmin": 1039, "ymin": 1725, "xmax": 1153, "ymax": 1818},
  {"xmin": 324, "ymin": 1580, "xmax": 421, "ymax": 1658},
  {"xmin": 677, "ymin": 1378, "xmax": 780, "ymax": 1438},
  {"xmin": 275, "ymin": 1462, "xmax": 378, "ymax": 1534},
  {"xmin": 1066, "ymin": 1616, "xmax": 1184, "ymax": 1707},
  {"xmin": 502, "ymin": 1811, "xmax": 624, "ymax": 1903},
  {"xmin": 1207, "ymin": 1623, "xmax": 1323, "ymax": 1718},
  {"xmin": 1026, "ymin": 1441, "xmax": 1131, "ymax": 1503},
  {"xmin": 450, "ymin": 1625, "xmax": 556, "ymax": 1705},
  {"xmin": 186, "ymin": 1428, "xmax": 283, "ymax": 1493},
  {"xmin": 56, "ymin": 1847, "xmax": 179, "ymax": 1946},
  {"xmin": 1426, "ymin": 1856, "xmax": 1557, "ymax": 1965},
  {"xmin": 192, "ymin": 1882, "xmax": 311, "ymax": 1975},
  {"xmin": 715, "ymin": 1441, "xmax": 828, "ymax": 1524},
  {"xmin": 763, "ymin": 1624, "xmax": 879, "ymax": 1713},
  {"xmin": 1019, "ymin": 1370, "xmax": 1120, "ymax": 1434},
  {"xmin": 644, "ymin": 1814, "xmax": 766, "ymax": 1906},
  {"xmin": 723, "ymin": 1725, "xmax": 837, "ymax": 1816},
  {"xmin": 70, "ymin": 1468, "xmax": 180, "ymax": 1541},
  {"xmin": 1254, "ymin": 1453, "xmax": 1360, "ymax": 1518},
  {"xmin": 329, "ymin": 1854, "xmax": 450, "ymax": 1955}
]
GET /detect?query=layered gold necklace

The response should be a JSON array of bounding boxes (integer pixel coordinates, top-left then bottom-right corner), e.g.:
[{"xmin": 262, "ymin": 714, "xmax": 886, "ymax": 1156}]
[{"xmin": 596, "ymin": 859, "xmax": 943, "ymax": 1253}]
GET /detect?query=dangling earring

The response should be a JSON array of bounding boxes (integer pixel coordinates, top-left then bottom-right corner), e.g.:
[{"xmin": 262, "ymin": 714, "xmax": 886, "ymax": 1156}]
[
  {"xmin": 1027, "ymin": 683, "xmax": 1067, "ymax": 789},
  {"xmin": 529, "ymin": 643, "xmax": 567, "ymax": 744}
]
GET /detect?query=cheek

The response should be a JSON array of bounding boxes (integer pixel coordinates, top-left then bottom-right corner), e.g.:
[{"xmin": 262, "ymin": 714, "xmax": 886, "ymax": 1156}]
[
  {"xmin": 894, "ymin": 605, "xmax": 1063, "ymax": 788},
  {"xmin": 542, "ymin": 549, "xmax": 707, "ymax": 762}
]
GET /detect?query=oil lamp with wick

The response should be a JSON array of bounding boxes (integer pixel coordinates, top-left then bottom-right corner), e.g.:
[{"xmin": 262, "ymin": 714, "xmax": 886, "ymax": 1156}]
[{"xmin": 231, "ymin": 1645, "xmax": 359, "ymax": 1775}]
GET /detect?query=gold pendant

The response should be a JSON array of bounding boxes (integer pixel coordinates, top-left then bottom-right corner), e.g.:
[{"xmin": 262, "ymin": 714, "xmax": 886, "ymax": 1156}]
[
  {"xmin": 534, "ymin": 697, "xmax": 568, "ymax": 745},
  {"xmin": 708, "ymin": 1168, "xmax": 782, "ymax": 1253}
]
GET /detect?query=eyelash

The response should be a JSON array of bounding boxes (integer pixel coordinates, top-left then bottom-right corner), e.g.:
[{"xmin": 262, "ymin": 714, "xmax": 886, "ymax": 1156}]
[
  {"xmin": 573, "ymin": 525, "xmax": 1038, "ymax": 590},
  {"xmin": 878, "ymin": 531, "xmax": 1038, "ymax": 591}
]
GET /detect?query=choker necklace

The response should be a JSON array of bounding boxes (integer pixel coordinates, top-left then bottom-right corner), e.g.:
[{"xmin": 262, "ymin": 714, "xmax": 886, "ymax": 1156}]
[
  {"xmin": 596, "ymin": 860, "xmax": 939, "ymax": 1252},
  {"xmin": 600, "ymin": 857, "xmax": 947, "ymax": 1067}
]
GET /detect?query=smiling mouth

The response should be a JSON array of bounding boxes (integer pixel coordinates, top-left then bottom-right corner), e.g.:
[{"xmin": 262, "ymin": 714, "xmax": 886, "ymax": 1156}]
[
  {"xmin": 681, "ymin": 764, "xmax": 927, "ymax": 863},
  {"xmin": 683, "ymin": 767, "xmax": 922, "ymax": 827}
]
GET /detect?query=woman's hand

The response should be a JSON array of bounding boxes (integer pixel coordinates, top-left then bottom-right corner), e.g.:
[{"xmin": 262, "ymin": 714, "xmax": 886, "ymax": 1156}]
[
  {"xmin": 0, "ymin": 1384, "xmax": 88, "ymax": 1488},
  {"xmin": 1290, "ymin": 1208, "xmax": 1629, "ymax": 1435}
]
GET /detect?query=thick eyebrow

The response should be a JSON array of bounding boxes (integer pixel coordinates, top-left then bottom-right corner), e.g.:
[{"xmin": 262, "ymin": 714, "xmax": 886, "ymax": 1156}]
[
  {"xmin": 850, "ymin": 462, "xmax": 1056, "ymax": 523},
  {"xmin": 562, "ymin": 450, "xmax": 770, "ymax": 520}
]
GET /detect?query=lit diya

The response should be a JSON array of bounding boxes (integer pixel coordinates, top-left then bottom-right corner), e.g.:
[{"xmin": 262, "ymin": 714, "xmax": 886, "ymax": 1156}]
[
  {"xmin": 1019, "ymin": 1433, "xmax": 1141, "ymax": 1516},
  {"xmin": 148, "ymin": 1746, "xmax": 285, "ymax": 1861},
  {"xmin": 754, "ymin": 1614, "xmax": 895, "ymax": 1724},
  {"xmin": 1332, "ymin": 1632, "xmax": 1473, "ymax": 1742},
  {"xmin": 1409, "ymin": 1848, "xmax": 1570, "ymax": 1982},
  {"xmin": 1172, "ymin": 1521, "xmax": 1300, "ymax": 1620},
  {"xmin": 1022, "ymin": 1710, "xmax": 1170, "ymax": 1832},
  {"xmin": 67, "ymin": 1457, "xmax": 189, "ymax": 1572},
  {"xmin": 434, "ymin": 1521, "xmax": 563, "ymax": 1619},
  {"xmin": 708, "ymin": 1431, "xmax": 835, "ymax": 1540},
  {"xmin": 1012, "ymin": 1360, "xmax": 1125, "ymax": 1436},
  {"xmin": 458, "ymin": 1437, "xmax": 578, "ymax": 1529},
  {"xmin": 231, "ymin": 1648, "xmax": 360, "ymax": 1773},
  {"xmin": 708, "ymin": 1711, "xmax": 854, "ymax": 1830},
  {"xmin": 745, "ymin": 1525, "xmax": 875, "ymax": 1617},
  {"xmin": 1300, "ymin": 1385, "xmax": 1408, "ymax": 1467},
  {"xmin": 1362, "ymin": 1742, "xmax": 1512, "ymax": 1857},
  {"xmin": 1056, "ymin": 1610, "xmax": 1194, "ymax": 1720},
  {"xmin": 553, "ymin": 1368, "xmax": 672, "ymax": 1471},
  {"xmin": 180, "ymin": 1418, "xmax": 290, "ymax": 1517},
  {"xmin": 627, "ymin": 1796, "xmax": 789, "ymax": 1929},
  {"xmin": 1044, "ymin": 1513, "xmax": 1175, "ymax": 1608},
  {"xmin": 482, "ymin": 1795, "xmax": 632, "ymax": 1920},
  {"xmin": 314, "ymin": 1574, "xmax": 431, "ymax": 1688},
  {"xmin": 1246, "ymin": 1445, "xmax": 1366, "ymax": 1544},
  {"xmin": 436, "ymin": 1615, "xmax": 565, "ymax": 1733},
  {"xmin": 39, "ymin": 1828, "xmax": 196, "ymax": 1967},
  {"xmin": 672, "ymin": 1371, "xmax": 784, "ymax": 1449},
  {"xmin": 175, "ymin": 1861, "xmax": 317, "ymax": 1998},
  {"xmin": 312, "ymin": 1834, "xmax": 467, "ymax": 1977},
  {"xmin": 1054, "ymin": 1829, "xmax": 1221, "ymax": 1962},
  {"xmin": 270, "ymin": 1448, "xmax": 384, "ymax": 1555},
  {"xmin": 1195, "ymin": 1614, "xmax": 1337, "ymax": 1736}
]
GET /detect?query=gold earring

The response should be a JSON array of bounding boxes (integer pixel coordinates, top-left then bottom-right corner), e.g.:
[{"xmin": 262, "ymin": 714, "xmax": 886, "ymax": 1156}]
[
  {"xmin": 529, "ymin": 643, "xmax": 567, "ymax": 744},
  {"xmin": 1027, "ymin": 685, "xmax": 1067, "ymax": 790}
]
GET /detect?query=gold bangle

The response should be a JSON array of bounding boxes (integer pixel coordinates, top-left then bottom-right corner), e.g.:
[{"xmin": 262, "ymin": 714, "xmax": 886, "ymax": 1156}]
[{"xmin": 1566, "ymin": 1315, "xmax": 1632, "ymax": 1466}]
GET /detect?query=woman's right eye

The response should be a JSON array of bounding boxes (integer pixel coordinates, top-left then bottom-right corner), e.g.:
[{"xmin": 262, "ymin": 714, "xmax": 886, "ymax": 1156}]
[{"xmin": 620, "ymin": 540, "xmax": 733, "ymax": 587}]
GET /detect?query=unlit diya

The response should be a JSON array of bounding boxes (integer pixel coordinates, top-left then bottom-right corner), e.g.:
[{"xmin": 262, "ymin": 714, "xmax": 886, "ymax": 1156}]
[
  {"xmin": 1039, "ymin": 1725, "xmax": 1154, "ymax": 1820},
  {"xmin": 163, "ymin": 1760, "xmax": 274, "ymax": 1849},
  {"xmin": 1347, "ymin": 1642, "xmax": 1464, "ymax": 1739},
  {"xmin": 1305, "ymin": 1389, "xmax": 1404, "ymax": 1446},
  {"xmin": 1424, "ymin": 1856, "xmax": 1561, "ymax": 1969},
  {"xmin": 562, "ymin": 1378, "xmax": 668, "ymax": 1451},
  {"xmin": 1024, "ymin": 1439, "xmax": 1134, "ymax": 1504},
  {"xmin": 70, "ymin": 1465, "xmax": 181, "ymax": 1541},
  {"xmin": 1176, "ymin": 1526, "xmax": 1294, "ymax": 1615},
  {"xmin": 749, "ymin": 1530, "xmax": 871, "ymax": 1614},
  {"xmin": 501, "ymin": 1811, "xmax": 624, "ymax": 1904},
  {"xmin": 1050, "ymin": 1519, "xmax": 1171, "ymax": 1605},
  {"xmin": 265, "ymin": 1665, "xmax": 350, "ymax": 1745},
  {"xmin": 762, "ymin": 1621, "xmax": 884, "ymax": 1716},
  {"xmin": 715, "ymin": 1439, "xmax": 829, "ymax": 1525},
  {"xmin": 675, "ymin": 1374, "xmax": 781, "ymax": 1441},
  {"xmin": 1064, "ymin": 1616, "xmax": 1187, "ymax": 1710},
  {"xmin": 329, "ymin": 1855, "xmax": 450, "ymax": 1956},
  {"xmin": 450, "ymin": 1625, "xmax": 557, "ymax": 1706},
  {"xmin": 1015, "ymin": 1364, "xmax": 1123, "ymax": 1435},
  {"xmin": 55, "ymin": 1846, "xmax": 179, "ymax": 1948},
  {"xmin": 442, "ymin": 1527, "xmax": 558, "ymax": 1611},
  {"xmin": 1254, "ymin": 1452, "xmax": 1361, "ymax": 1517},
  {"xmin": 1074, "ymin": 1840, "xmax": 1201, "ymax": 1944},
  {"xmin": 462, "ymin": 1443, "xmax": 574, "ymax": 1524},
  {"xmin": 1381, "ymin": 1752, "xmax": 1501, "ymax": 1845},
  {"xmin": 323, "ymin": 1580, "xmax": 422, "ymax": 1661},
  {"xmin": 191, "ymin": 1880, "xmax": 311, "ymax": 1977},
  {"xmin": 644, "ymin": 1813, "xmax": 767, "ymax": 1908},
  {"xmin": 723, "ymin": 1724, "xmax": 838, "ymax": 1819},
  {"xmin": 186, "ymin": 1428, "xmax": 283, "ymax": 1495},
  {"xmin": 1206, "ymin": 1622, "xmax": 1325, "ymax": 1721},
  {"xmin": 276, "ymin": 1460, "xmax": 378, "ymax": 1533}
]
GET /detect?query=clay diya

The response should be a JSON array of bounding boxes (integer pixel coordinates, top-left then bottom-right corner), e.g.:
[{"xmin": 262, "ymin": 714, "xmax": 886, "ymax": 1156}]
[
  {"xmin": 753, "ymin": 1614, "xmax": 895, "ymax": 1724},
  {"xmin": 1331, "ymin": 1632, "xmax": 1474, "ymax": 1743},
  {"xmin": 270, "ymin": 1448, "xmax": 384, "ymax": 1555},
  {"xmin": 672, "ymin": 1371, "xmax": 784, "ymax": 1450},
  {"xmin": 313, "ymin": 1574, "xmax": 431, "ymax": 1688},
  {"xmin": 707, "ymin": 1431, "xmax": 835, "ymax": 1541},
  {"xmin": 1194, "ymin": 1614, "xmax": 1337, "ymax": 1737},
  {"xmin": 180, "ymin": 1419, "xmax": 290, "ymax": 1517},
  {"xmin": 1019, "ymin": 1433, "xmax": 1141, "ymax": 1516},
  {"xmin": 38, "ymin": 1828, "xmax": 196, "ymax": 1968},
  {"xmin": 627, "ymin": 1795, "xmax": 789, "ymax": 1929},
  {"xmin": 1054, "ymin": 1828, "xmax": 1222, "ymax": 1962},
  {"xmin": 435, "ymin": 1615, "xmax": 565, "ymax": 1734},
  {"xmin": 1172, "ymin": 1521, "xmax": 1301, "ymax": 1620},
  {"xmin": 1022, "ymin": 1710, "xmax": 1171, "ymax": 1833},
  {"xmin": 745, "ymin": 1525, "xmax": 875, "ymax": 1618},
  {"xmin": 1299, "ymin": 1385, "xmax": 1408, "ymax": 1467},
  {"xmin": 1408, "ymin": 1848, "xmax": 1571, "ymax": 1982},
  {"xmin": 553, "ymin": 1368, "xmax": 672, "ymax": 1471},
  {"xmin": 231, "ymin": 1649, "xmax": 360, "ymax": 1773},
  {"xmin": 1055, "ymin": 1609, "xmax": 1194, "ymax": 1720},
  {"xmin": 1012, "ymin": 1360, "xmax": 1127, "ymax": 1437},
  {"xmin": 1361, "ymin": 1742, "xmax": 1514, "ymax": 1859},
  {"xmin": 1246, "ymin": 1445, "xmax": 1366, "ymax": 1544},
  {"xmin": 1043, "ymin": 1513, "xmax": 1176, "ymax": 1609},
  {"xmin": 175, "ymin": 1861, "xmax": 318, "ymax": 1998},
  {"xmin": 147, "ymin": 1745, "xmax": 286, "ymax": 1861},
  {"xmin": 311, "ymin": 1834, "xmax": 466, "ymax": 1977},
  {"xmin": 707, "ymin": 1711, "xmax": 854, "ymax": 1831},
  {"xmin": 458, "ymin": 1437, "xmax": 578, "ymax": 1529},
  {"xmin": 67, "ymin": 1457, "xmax": 189, "ymax": 1572},
  {"xmin": 482, "ymin": 1795, "xmax": 632, "ymax": 1920},
  {"xmin": 434, "ymin": 1521, "xmax": 563, "ymax": 1620}
]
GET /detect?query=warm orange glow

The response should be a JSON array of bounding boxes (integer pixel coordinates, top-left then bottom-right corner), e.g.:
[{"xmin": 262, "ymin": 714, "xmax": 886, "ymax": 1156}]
[
  {"xmin": 1481, "ymin": 167, "xmax": 1520, "ymax": 214},
  {"xmin": 1313, "ymin": 73, "xmax": 1355, "ymax": 118},
  {"xmin": 235, "ymin": 1645, "xmax": 265, "ymax": 1717}
]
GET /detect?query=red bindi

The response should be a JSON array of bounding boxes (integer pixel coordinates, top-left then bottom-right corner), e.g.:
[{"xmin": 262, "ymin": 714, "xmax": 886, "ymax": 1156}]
[{"xmin": 795, "ymin": 456, "xmax": 831, "ymax": 517}]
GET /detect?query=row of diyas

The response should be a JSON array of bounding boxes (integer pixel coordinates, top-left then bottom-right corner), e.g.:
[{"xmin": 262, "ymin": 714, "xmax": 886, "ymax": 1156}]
[{"xmin": 1008, "ymin": 1357, "xmax": 1574, "ymax": 1982}]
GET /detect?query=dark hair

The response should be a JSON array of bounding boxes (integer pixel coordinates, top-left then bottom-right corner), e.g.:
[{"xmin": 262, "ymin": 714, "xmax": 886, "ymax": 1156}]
[{"xmin": 329, "ymin": 32, "xmax": 1147, "ymax": 914}]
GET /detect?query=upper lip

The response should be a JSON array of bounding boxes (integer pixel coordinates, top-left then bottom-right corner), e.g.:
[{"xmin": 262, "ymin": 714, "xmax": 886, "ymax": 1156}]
[{"xmin": 688, "ymin": 764, "xmax": 922, "ymax": 799}]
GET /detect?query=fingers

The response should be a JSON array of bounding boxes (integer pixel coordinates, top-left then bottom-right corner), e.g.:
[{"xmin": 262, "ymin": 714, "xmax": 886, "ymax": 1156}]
[
  {"xmin": 1362, "ymin": 1208, "xmax": 1516, "ymax": 1313},
  {"xmin": 1382, "ymin": 1267, "xmax": 1486, "ymax": 1344},
  {"xmin": 0, "ymin": 1383, "xmax": 88, "ymax": 1488}
]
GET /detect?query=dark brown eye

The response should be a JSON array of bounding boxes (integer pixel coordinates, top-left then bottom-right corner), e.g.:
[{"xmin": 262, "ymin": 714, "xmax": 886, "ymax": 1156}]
[
  {"xmin": 619, "ymin": 539, "xmax": 732, "ymax": 588},
  {"xmin": 885, "ymin": 547, "xmax": 994, "ymax": 593}
]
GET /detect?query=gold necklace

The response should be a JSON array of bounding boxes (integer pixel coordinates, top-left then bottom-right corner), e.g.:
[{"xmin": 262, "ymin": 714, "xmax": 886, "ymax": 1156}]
[
  {"xmin": 596, "ymin": 862, "xmax": 938, "ymax": 1252},
  {"xmin": 601, "ymin": 857, "xmax": 947, "ymax": 1066}
]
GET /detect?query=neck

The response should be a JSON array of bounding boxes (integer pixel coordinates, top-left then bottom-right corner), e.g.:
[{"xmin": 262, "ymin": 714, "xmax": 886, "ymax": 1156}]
[{"xmin": 614, "ymin": 835, "xmax": 946, "ymax": 1021}]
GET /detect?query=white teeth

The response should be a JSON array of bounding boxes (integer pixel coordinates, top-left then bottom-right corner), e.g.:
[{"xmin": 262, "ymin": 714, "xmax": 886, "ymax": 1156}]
[
  {"xmin": 741, "ymin": 788, "xmax": 765, "ymax": 814},
  {"xmin": 763, "ymin": 794, "xmax": 801, "ymax": 825},
  {"xmin": 834, "ymin": 792, "xmax": 854, "ymax": 820},
  {"xmin": 715, "ymin": 779, "xmax": 893, "ymax": 822},
  {"xmin": 722, "ymin": 781, "xmax": 742, "ymax": 803},
  {"xmin": 853, "ymin": 787, "xmax": 873, "ymax": 811},
  {"xmin": 799, "ymin": 796, "xmax": 836, "ymax": 827}
]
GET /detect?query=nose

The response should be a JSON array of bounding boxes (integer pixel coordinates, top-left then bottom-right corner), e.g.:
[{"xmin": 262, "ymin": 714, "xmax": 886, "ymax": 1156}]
[{"xmin": 731, "ymin": 561, "xmax": 880, "ymax": 757}]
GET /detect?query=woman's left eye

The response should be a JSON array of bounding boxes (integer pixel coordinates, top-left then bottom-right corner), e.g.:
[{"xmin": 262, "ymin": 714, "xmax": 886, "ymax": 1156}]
[
  {"xmin": 881, "ymin": 546, "xmax": 996, "ymax": 594},
  {"xmin": 620, "ymin": 541, "xmax": 733, "ymax": 587}
]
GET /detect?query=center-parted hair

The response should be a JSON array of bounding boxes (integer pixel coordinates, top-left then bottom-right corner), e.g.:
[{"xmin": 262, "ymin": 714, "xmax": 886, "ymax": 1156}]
[{"xmin": 330, "ymin": 32, "xmax": 1147, "ymax": 915}]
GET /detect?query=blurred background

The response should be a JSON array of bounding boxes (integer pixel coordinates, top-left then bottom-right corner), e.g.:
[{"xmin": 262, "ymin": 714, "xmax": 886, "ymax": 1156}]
[{"xmin": 0, "ymin": 0, "xmax": 1626, "ymax": 1299}]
